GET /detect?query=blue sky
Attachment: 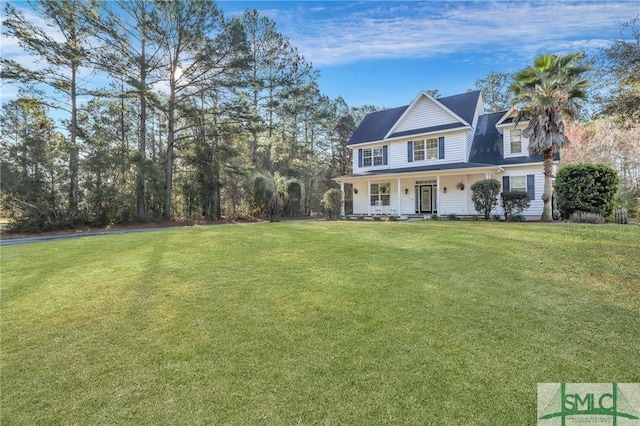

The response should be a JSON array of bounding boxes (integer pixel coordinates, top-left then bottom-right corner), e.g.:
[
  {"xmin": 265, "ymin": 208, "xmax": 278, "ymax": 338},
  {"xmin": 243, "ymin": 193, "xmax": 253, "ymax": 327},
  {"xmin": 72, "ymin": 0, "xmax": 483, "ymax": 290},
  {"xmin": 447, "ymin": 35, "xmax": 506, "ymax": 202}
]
[
  {"xmin": 2, "ymin": 1, "xmax": 638, "ymax": 109},
  {"xmin": 218, "ymin": 1, "xmax": 638, "ymax": 108}
]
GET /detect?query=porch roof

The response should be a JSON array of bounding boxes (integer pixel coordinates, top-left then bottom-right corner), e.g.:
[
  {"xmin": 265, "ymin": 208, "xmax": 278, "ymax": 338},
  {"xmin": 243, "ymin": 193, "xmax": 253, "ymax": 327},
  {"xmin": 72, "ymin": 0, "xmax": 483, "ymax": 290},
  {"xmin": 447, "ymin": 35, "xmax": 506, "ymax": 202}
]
[{"xmin": 334, "ymin": 162, "xmax": 494, "ymax": 180}]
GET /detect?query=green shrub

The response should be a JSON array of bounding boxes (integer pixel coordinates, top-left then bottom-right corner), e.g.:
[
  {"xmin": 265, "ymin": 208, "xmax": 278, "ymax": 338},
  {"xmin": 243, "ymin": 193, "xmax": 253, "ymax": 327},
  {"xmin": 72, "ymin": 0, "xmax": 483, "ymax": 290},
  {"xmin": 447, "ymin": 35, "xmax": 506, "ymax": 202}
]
[
  {"xmin": 501, "ymin": 191, "xmax": 530, "ymax": 220},
  {"xmin": 555, "ymin": 164, "xmax": 619, "ymax": 220},
  {"xmin": 447, "ymin": 213, "xmax": 460, "ymax": 221},
  {"xmin": 568, "ymin": 211, "xmax": 605, "ymax": 224},
  {"xmin": 386, "ymin": 215, "xmax": 398, "ymax": 221},
  {"xmin": 322, "ymin": 188, "xmax": 343, "ymax": 220},
  {"xmin": 430, "ymin": 214, "xmax": 439, "ymax": 220},
  {"xmin": 471, "ymin": 179, "xmax": 501, "ymax": 220},
  {"xmin": 372, "ymin": 215, "xmax": 382, "ymax": 221},
  {"xmin": 356, "ymin": 214, "xmax": 365, "ymax": 221}
]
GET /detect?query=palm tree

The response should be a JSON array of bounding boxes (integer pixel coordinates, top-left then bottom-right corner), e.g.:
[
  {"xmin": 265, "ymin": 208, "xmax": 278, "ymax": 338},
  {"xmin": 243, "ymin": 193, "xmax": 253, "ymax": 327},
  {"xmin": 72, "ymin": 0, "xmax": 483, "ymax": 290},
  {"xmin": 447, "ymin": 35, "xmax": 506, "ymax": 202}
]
[
  {"xmin": 252, "ymin": 170, "xmax": 305, "ymax": 221},
  {"xmin": 509, "ymin": 52, "xmax": 590, "ymax": 221}
]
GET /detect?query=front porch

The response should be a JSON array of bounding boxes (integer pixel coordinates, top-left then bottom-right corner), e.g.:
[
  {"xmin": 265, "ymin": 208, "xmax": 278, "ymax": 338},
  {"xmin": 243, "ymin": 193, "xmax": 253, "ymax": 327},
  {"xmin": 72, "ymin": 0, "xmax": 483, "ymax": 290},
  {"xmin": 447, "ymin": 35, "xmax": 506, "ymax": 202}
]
[{"xmin": 338, "ymin": 172, "xmax": 490, "ymax": 218}]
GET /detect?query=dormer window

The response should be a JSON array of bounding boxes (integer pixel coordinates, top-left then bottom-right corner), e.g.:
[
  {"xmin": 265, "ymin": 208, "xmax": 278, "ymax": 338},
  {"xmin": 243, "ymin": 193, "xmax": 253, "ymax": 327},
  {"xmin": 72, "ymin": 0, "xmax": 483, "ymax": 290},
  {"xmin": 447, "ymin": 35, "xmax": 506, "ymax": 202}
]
[{"xmin": 510, "ymin": 130, "xmax": 522, "ymax": 154}]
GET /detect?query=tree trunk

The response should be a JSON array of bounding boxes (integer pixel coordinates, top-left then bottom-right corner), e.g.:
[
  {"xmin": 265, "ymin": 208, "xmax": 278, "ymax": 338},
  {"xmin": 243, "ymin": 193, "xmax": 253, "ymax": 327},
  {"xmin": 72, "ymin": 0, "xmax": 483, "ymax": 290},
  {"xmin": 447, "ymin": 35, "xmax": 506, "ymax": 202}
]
[
  {"xmin": 136, "ymin": 36, "xmax": 147, "ymax": 219},
  {"xmin": 69, "ymin": 64, "xmax": 79, "ymax": 213},
  {"xmin": 541, "ymin": 149, "xmax": 554, "ymax": 222}
]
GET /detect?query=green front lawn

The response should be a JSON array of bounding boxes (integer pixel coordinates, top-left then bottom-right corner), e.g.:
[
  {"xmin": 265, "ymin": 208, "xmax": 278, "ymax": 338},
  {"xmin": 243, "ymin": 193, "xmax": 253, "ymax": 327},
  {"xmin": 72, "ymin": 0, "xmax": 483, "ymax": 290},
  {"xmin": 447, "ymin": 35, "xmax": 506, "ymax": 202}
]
[{"xmin": 2, "ymin": 222, "xmax": 639, "ymax": 424}]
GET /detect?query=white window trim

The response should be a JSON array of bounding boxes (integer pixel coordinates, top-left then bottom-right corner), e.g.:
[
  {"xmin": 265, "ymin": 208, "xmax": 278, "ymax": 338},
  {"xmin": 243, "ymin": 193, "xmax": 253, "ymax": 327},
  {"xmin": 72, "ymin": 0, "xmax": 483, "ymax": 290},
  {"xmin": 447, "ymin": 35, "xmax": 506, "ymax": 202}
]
[
  {"xmin": 363, "ymin": 147, "xmax": 384, "ymax": 167},
  {"xmin": 510, "ymin": 175, "xmax": 527, "ymax": 192},
  {"xmin": 412, "ymin": 138, "xmax": 438, "ymax": 161},
  {"xmin": 370, "ymin": 182, "xmax": 391, "ymax": 206}
]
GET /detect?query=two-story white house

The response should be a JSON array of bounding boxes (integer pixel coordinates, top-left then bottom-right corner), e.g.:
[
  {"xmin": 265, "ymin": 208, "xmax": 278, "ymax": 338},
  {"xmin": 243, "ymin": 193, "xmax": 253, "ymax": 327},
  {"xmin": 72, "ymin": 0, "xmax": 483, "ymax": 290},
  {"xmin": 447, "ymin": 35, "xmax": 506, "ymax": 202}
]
[{"xmin": 333, "ymin": 90, "xmax": 553, "ymax": 219}]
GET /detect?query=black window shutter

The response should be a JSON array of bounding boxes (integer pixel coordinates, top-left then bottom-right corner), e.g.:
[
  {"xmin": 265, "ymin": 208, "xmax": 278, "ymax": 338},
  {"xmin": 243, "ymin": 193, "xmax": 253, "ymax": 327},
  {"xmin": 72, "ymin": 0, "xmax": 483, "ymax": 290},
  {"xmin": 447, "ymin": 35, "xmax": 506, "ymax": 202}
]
[
  {"xmin": 527, "ymin": 174, "xmax": 535, "ymax": 200},
  {"xmin": 407, "ymin": 141, "xmax": 413, "ymax": 162},
  {"xmin": 502, "ymin": 176, "xmax": 510, "ymax": 192},
  {"xmin": 358, "ymin": 149, "xmax": 363, "ymax": 168},
  {"xmin": 438, "ymin": 137, "xmax": 445, "ymax": 159},
  {"xmin": 383, "ymin": 145, "xmax": 388, "ymax": 165}
]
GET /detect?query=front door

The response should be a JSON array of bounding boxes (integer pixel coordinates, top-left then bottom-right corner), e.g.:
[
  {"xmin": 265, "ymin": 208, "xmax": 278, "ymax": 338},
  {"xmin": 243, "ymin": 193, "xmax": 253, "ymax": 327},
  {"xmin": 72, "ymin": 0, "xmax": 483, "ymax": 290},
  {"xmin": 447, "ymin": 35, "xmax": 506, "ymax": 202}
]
[
  {"xmin": 421, "ymin": 186, "xmax": 432, "ymax": 213},
  {"xmin": 416, "ymin": 185, "xmax": 437, "ymax": 214}
]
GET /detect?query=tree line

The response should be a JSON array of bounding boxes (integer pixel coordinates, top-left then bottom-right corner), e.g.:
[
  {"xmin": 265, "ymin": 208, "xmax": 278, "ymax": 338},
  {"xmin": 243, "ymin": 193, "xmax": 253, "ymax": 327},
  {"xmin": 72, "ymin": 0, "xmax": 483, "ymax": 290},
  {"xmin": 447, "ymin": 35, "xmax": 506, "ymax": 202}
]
[
  {"xmin": 1, "ymin": 0, "xmax": 372, "ymax": 230},
  {"xmin": 1, "ymin": 2, "xmax": 638, "ymax": 230}
]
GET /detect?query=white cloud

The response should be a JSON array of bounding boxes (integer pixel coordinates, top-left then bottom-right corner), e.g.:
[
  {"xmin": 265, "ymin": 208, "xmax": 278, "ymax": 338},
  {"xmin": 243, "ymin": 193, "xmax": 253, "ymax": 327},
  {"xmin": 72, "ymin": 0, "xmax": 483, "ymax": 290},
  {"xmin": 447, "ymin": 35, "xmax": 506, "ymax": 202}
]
[{"xmin": 275, "ymin": 1, "xmax": 638, "ymax": 66}]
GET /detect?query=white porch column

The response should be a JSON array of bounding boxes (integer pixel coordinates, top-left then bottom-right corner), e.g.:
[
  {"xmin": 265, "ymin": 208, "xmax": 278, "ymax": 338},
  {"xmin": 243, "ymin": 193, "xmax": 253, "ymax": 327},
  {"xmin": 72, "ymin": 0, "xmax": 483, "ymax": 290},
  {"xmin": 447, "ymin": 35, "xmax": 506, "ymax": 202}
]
[
  {"xmin": 340, "ymin": 181, "xmax": 345, "ymax": 217},
  {"xmin": 397, "ymin": 178, "xmax": 401, "ymax": 216},
  {"xmin": 367, "ymin": 180, "xmax": 371, "ymax": 216},
  {"xmin": 436, "ymin": 176, "xmax": 440, "ymax": 217}
]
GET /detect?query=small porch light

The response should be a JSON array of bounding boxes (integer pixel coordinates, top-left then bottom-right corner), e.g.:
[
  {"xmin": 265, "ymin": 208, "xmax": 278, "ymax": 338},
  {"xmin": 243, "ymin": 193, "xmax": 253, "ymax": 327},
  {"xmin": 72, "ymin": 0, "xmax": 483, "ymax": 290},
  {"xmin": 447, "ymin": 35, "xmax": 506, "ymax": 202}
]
[
  {"xmin": 404, "ymin": 188, "xmax": 409, "ymax": 195},
  {"xmin": 443, "ymin": 187, "xmax": 447, "ymax": 193}
]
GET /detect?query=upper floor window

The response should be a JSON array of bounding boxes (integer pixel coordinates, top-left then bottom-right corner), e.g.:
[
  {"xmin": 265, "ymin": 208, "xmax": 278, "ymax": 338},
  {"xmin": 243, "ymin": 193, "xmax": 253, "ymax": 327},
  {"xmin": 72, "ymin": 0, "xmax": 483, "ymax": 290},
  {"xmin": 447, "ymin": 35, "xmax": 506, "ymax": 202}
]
[
  {"xmin": 412, "ymin": 138, "xmax": 438, "ymax": 161},
  {"xmin": 363, "ymin": 147, "xmax": 384, "ymax": 167},
  {"xmin": 414, "ymin": 141, "xmax": 425, "ymax": 161},
  {"xmin": 510, "ymin": 130, "xmax": 522, "ymax": 154},
  {"xmin": 426, "ymin": 138, "xmax": 438, "ymax": 159},
  {"xmin": 408, "ymin": 137, "xmax": 444, "ymax": 162}
]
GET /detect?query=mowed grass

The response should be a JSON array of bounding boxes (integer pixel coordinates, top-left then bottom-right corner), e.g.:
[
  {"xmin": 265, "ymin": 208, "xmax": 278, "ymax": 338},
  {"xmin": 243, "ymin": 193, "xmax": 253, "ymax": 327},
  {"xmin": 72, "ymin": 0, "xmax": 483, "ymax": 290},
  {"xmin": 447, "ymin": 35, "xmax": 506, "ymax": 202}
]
[{"xmin": 1, "ymin": 221, "xmax": 639, "ymax": 425}]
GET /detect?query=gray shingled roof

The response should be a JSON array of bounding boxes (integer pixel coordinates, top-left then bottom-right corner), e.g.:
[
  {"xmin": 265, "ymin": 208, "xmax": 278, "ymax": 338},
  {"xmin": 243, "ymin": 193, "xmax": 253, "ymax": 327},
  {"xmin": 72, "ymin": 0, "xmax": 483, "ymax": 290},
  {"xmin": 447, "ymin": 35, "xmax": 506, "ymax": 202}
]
[
  {"xmin": 388, "ymin": 122, "xmax": 468, "ymax": 139},
  {"xmin": 347, "ymin": 106, "xmax": 407, "ymax": 146},
  {"xmin": 347, "ymin": 91, "xmax": 481, "ymax": 146},
  {"xmin": 469, "ymin": 111, "xmax": 555, "ymax": 165},
  {"xmin": 336, "ymin": 162, "xmax": 494, "ymax": 179},
  {"xmin": 438, "ymin": 90, "xmax": 481, "ymax": 125}
]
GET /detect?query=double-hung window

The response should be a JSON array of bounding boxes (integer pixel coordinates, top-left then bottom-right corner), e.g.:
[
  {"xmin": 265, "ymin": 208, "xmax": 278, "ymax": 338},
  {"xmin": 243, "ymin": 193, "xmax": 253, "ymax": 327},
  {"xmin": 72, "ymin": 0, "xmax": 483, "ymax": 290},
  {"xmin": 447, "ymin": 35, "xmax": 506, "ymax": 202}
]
[
  {"xmin": 426, "ymin": 138, "xmax": 438, "ymax": 159},
  {"xmin": 413, "ymin": 140, "xmax": 425, "ymax": 161},
  {"xmin": 408, "ymin": 138, "xmax": 444, "ymax": 162},
  {"xmin": 370, "ymin": 183, "xmax": 390, "ymax": 206},
  {"xmin": 503, "ymin": 175, "xmax": 535, "ymax": 200},
  {"xmin": 510, "ymin": 130, "xmax": 522, "ymax": 154},
  {"xmin": 363, "ymin": 147, "xmax": 384, "ymax": 167},
  {"xmin": 510, "ymin": 176, "xmax": 527, "ymax": 192}
]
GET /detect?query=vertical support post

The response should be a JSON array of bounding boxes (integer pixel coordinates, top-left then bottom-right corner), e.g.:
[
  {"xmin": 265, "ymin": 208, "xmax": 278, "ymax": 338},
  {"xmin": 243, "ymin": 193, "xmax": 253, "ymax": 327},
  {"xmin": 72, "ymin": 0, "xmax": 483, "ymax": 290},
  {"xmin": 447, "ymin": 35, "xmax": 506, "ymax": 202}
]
[
  {"xmin": 436, "ymin": 176, "xmax": 440, "ymax": 217},
  {"xmin": 397, "ymin": 178, "xmax": 401, "ymax": 216},
  {"xmin": 367, "ymin": 180, "xmax": 371, "ymax": 216}
]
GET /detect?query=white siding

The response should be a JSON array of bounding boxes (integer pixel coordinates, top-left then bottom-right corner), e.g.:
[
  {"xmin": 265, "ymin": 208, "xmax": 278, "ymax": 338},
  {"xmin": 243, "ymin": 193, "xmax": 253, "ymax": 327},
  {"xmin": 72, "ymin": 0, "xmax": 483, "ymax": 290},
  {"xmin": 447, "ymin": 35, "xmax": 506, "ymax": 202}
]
[
  {"xmin": 465, "ymin": 129, "xmax": 474, "ymax": 161},
  {"xmin": 393, "ymin": 96, "xmax": 459, "ymax": 133},
  {"xmin": 496, "ymin": 167, "xmax": 544, "ymax": 217},
  {"xmin": 439, "ymin": 175, "xmax": 470, "ymax": 215},
  {"xmin": 466, "ymin": 99, "xmax": 484, "ymax": 159},
  {"xmin": 465, "ymin": 174, "xmax": 487, "ymax": 214},
  {"xmin": 388, "ymin": 131, "xmax": 467, "ymax": 169},
  {"xmin": 350, "ymin": 143, "xmax": 391, "ymax": 173}
]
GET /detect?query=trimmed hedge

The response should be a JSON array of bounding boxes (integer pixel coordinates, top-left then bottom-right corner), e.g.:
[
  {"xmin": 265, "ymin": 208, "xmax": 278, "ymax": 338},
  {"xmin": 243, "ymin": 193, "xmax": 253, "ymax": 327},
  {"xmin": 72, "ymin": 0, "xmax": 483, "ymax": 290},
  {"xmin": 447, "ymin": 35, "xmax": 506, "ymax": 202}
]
[
  {"xmin": 555, "ymin": 163, "xmax": 619, "ymax": 220},
  {"xmin": 322, "ymin": 188, "xmax": 343, "ymax": 220},
  {"xmin": 501, "ymin": 191, "xmax": 530, "ymax": 220},
  {"xmin": 471, "ymin": 179, "xmax": 501, "ymax": 220}
]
